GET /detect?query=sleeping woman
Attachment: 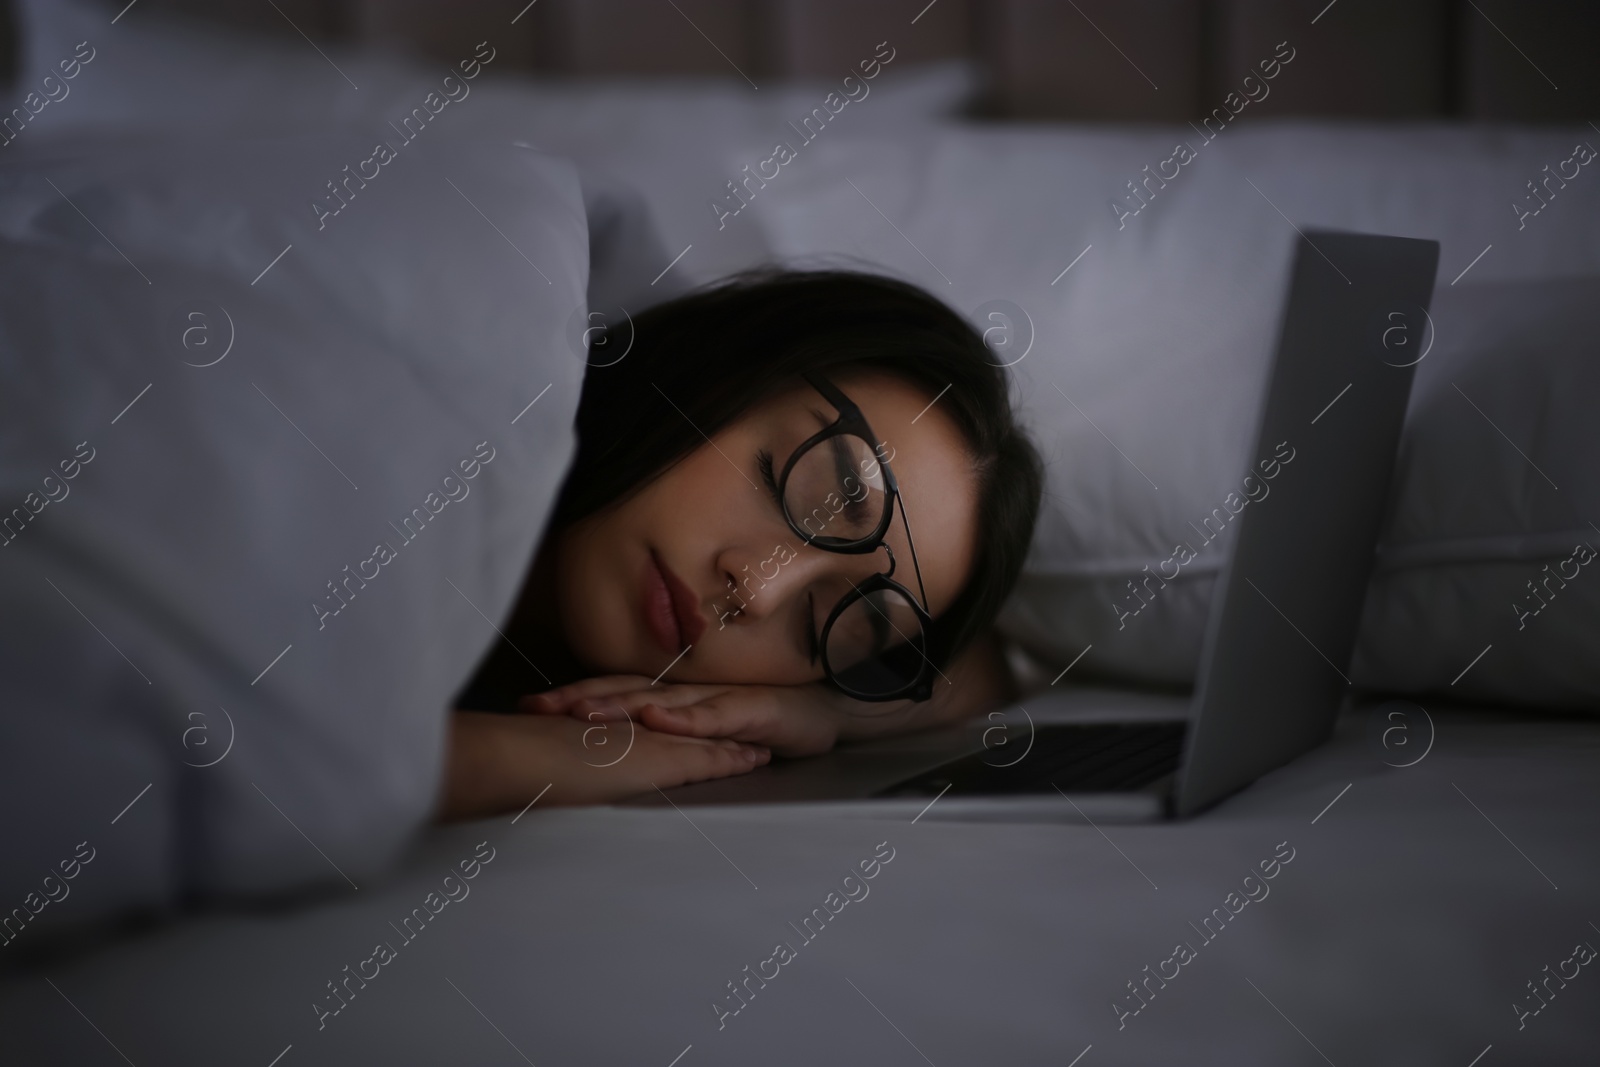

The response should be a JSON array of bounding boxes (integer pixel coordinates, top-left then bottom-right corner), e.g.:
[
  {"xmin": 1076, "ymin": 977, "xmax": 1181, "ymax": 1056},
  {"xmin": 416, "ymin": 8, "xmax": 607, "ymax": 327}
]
[{"xmin": 439, "ymin": 270, "xmax": 1044, "ymax": 819}]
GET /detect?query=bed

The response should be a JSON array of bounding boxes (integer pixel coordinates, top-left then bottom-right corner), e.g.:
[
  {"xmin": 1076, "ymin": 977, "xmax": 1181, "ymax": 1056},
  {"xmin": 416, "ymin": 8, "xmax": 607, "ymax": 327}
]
[
  {"xmin": 1, "ymin": 1, "xmax": 1596, "ymax": 1062},
  {"xmin": 3, "ymin": 689, "xmax": 1597, "ymax": 1064}
]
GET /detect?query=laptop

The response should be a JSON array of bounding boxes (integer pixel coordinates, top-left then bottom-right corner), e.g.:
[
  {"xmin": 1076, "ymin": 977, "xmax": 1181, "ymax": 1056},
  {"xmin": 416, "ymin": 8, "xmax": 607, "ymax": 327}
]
[{"xmin": 625, "ymin": 230, "xmax": 1440, "ymax": 823}]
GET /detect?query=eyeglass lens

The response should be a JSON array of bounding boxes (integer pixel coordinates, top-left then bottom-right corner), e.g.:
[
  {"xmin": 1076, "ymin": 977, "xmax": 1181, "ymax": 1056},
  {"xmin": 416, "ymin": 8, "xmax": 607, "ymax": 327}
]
[
  {"xmin": 781, "ymin": 432, "xmax": 885, "ymax": 546},
  {"xmin": 782, "ymin": 432, "xmax": 926, "ymax": 696}
]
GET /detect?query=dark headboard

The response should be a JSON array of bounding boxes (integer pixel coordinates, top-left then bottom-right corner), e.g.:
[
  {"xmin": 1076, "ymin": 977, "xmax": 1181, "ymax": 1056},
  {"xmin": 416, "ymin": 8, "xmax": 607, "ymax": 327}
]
[{"xmin": 4, "ymin": 0, "xmax": 1597, "ymax": 121}]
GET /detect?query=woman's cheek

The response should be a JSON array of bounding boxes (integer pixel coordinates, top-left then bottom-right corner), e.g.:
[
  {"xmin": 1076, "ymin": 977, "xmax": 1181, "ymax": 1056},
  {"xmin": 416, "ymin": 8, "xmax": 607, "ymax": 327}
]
[{"xmin": 556, "ymin": 535, "xmax": 636, "ymax": 671}]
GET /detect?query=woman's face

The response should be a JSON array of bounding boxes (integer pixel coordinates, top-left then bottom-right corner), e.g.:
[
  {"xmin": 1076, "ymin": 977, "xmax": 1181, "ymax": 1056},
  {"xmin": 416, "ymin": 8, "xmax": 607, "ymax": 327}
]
[{"xmin": 554, "ymin": 370, "xmax": 979, "ymax": 687}]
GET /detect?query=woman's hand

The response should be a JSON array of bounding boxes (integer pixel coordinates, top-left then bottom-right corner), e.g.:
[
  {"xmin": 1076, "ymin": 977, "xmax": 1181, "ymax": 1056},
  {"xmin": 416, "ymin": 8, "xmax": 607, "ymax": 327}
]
[
  {"xmin": 521, "ymin": 632, "xmax": 1018, "ymax": 756},
  {"xmin": 436, "ymin": 709, "xmax": 771, "ymax": 822},
  {"xmin": 520, "ymin": 675, "xmax": 929, "ymax": 758}
]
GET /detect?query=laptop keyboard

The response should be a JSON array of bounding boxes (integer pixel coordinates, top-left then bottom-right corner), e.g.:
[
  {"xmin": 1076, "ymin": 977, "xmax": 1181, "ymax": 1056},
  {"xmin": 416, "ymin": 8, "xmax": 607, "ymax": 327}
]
[{"xmin": 875, "ymin": 722, "xmax": 1188, "ymax": 798}]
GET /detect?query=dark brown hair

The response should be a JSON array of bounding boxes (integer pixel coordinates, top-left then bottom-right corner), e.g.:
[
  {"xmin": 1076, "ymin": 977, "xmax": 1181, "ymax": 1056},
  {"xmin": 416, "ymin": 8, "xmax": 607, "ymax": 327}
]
[{"xmin": 551, "ymin": 268, "xmax": 1043, "ymax": 672}]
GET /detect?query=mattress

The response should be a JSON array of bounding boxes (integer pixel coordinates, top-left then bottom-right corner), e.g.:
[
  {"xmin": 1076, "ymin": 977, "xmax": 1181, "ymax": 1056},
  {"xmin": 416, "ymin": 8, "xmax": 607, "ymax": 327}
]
[{"xmin": 2, "ymin": 691, "xmax": 1595, "ymax": 1065}]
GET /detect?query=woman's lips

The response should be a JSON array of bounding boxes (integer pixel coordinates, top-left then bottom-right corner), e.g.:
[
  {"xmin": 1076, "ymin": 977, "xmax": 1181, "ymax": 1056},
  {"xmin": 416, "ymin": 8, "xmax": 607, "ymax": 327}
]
[
  {"xmin": 659, "ymin": 555, "xmax": 709, "ymax": 646},
  {"xmin": 642, "ymin": 551, "xmax": 683, "ymax": 655},
  {"xmin": 643, "ymin": 550, "xmax": 707, "ymax": 655}
]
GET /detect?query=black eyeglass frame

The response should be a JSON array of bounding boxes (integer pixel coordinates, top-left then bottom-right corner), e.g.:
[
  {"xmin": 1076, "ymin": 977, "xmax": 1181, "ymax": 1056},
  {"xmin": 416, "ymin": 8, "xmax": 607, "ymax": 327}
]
[{"xmin": 774, "ymin": 372, "xmax": 943, "ymax": 702}]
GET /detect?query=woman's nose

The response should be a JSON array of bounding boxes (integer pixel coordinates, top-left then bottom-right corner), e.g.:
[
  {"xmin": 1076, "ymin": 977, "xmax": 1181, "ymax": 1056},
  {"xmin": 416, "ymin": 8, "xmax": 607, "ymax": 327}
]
[{"xmin": 716, "ymin": 541, "xmax": 834, "ymax": 622}]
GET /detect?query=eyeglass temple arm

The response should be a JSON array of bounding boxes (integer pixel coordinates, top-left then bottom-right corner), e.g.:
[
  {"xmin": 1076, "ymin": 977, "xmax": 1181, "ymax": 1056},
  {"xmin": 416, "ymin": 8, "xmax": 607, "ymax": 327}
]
[{"xmin": 894, "ymin": 491, "xmax": 932, "ymax": 617}]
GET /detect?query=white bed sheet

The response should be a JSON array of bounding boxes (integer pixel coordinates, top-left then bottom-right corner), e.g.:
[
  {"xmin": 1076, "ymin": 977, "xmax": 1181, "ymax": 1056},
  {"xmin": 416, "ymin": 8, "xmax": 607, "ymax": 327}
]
[{"xmin": 0, "ymin": 693, "xmax": 1594, "ymax": 1064}]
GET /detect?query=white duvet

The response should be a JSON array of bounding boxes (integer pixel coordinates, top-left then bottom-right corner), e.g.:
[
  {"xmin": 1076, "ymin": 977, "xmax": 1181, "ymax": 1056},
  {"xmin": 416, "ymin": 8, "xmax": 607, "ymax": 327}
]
[{"xmin": 0, "ymin": 131, "xmax": 589, "ymax": 943}]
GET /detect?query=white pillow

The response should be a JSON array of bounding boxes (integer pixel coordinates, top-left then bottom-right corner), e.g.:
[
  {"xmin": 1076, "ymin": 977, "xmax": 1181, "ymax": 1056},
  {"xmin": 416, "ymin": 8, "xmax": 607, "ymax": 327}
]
[
  {"xmin": 14, "ymin": 0, "xmax": 975, "ymax": 288},
  {"xmin": 0, "ymin": 131, "xmax": 588, "ymax": 939},
  {"xmin": 1352, "ymin": 278, "xmax": 1600, "ymax": 708},
  {"xmin": 15, "ymin": 0, "xmax": 974, "ymax": 136},
  {"xmin": 11, "ymin": 0, "xmax": 458, "ymax": 130},
  {"xmin": 744, "ymin": 126, "xmax": 1600, "ymax": 707},
  {"xmin": 1000, "ymin": 279, "xmax": 1600, "ymax": 709}
]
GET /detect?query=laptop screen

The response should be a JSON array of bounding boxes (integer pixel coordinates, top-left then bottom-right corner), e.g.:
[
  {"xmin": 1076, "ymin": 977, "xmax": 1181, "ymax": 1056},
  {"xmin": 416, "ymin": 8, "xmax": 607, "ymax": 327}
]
[{"xmin": 1172, "ymin": 230, "xmax": 1440, "ymax": 817}]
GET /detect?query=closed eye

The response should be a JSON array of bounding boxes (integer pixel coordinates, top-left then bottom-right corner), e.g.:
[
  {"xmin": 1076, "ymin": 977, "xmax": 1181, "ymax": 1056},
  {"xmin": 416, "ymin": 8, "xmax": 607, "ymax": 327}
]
[
  {"xmin": 759, "ymin": 448, "xmax": 820, "ymax": 663},
  {"xmin": 757, "ymin": 448, "xmax": 780, "ymax": 506},
  {"xmin": 805, "ymin": 591, "xmax": 819, "ymax": 666}
]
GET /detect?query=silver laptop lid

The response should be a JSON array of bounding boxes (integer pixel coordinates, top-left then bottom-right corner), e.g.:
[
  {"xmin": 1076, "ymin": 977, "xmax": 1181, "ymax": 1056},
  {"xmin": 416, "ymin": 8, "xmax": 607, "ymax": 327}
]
[{"xmin": 1171, "ymin": 230, "xmax": 1439, "ymax": 817}]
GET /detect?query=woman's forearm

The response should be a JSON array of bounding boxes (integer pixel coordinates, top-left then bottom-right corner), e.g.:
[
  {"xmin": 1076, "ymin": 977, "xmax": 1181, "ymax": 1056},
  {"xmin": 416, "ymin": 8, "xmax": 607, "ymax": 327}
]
[
  {"xmin": 519, "ymin": 629, "xmax": 1024, "ymax": 759},
  {"xmin": 436, "ymin": 708, "xmax": 775, "ymax": 821},
  {"xmin": 437, "ymin": 711, "xmax": 525, "ymax": 822}
]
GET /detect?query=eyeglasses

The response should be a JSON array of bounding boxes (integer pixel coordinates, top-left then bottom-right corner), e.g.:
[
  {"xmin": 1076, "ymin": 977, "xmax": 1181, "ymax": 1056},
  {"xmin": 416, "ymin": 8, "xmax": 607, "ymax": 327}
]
[{"xmin": 768, "ymin": 372, "xmax": 942, "ymax": 702}]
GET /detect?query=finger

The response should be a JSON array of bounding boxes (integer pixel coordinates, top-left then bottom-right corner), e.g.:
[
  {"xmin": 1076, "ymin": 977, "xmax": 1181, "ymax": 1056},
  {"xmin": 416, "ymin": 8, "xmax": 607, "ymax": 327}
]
[
  {"xmin": 655, "ymin": 729, "xmax": 771, "ymax": 756},
  {"xmin": 518, "ymin": 675, "xmax": 655, "ymax": 713},
  {"xmin": 653, "ymin": 734, "xmax": 771, "ymax": 786},
  {"xmin": 639, "ymin": 699, "xmax": 776, "ymax": 742},
  {"xmin": 560, "ymin": 684, "xmax": 731, "ymax": 722},
  {"xmin": 648, "ymin": 695, "xmax": 840, "ymax": 757},
  {"xmin": 565, "ymin": 697, "xmax": 636, "ymax": 722},
  {"xmin": 520, "ymin": 694, "xmax": 574, "ymax": 715}
]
